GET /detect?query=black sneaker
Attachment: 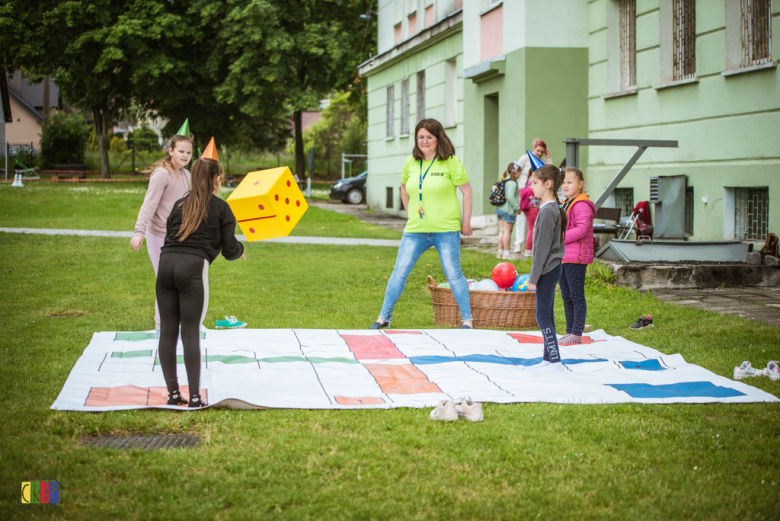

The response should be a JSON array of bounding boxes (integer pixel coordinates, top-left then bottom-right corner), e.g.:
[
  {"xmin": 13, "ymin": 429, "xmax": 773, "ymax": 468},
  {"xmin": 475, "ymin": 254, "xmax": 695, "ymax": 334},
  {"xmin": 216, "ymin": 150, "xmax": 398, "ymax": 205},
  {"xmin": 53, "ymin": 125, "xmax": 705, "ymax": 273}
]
[
  {"xmin": 188, "ymin": 395, "xmax": 208, "ymax": 408},
  {"xmin": 167, "ymin": 389, "xmax": 188, "ymax": 406},
  {"xmin": 629, "ymin": 316, "xmax": 654, "ymax": 330}
]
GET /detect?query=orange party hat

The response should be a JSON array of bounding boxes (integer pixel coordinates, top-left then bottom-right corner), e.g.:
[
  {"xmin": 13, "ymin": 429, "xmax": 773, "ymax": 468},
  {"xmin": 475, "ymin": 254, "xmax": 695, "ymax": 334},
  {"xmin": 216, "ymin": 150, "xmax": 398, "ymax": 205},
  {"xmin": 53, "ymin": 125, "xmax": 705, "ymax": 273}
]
[{"xmin": 201, "ymin": 137, "xmax": 219, "ymax": 161}]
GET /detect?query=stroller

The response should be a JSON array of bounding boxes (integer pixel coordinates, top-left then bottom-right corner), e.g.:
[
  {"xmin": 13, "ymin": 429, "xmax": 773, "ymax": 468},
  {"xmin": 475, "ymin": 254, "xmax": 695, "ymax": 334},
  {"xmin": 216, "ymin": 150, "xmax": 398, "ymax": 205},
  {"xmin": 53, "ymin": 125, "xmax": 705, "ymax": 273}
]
[{"xmin": 618, "ymin": 201, "xmax": 654, "ymax": 242}]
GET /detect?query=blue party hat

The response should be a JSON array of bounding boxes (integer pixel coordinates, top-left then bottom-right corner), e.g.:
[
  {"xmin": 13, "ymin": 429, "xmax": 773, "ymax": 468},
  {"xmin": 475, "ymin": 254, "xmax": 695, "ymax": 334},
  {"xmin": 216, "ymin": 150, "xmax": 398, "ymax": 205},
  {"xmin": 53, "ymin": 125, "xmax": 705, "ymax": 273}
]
[{"xmin": 526, "ymin": 150, "xmax": 546, "ymax": 172}]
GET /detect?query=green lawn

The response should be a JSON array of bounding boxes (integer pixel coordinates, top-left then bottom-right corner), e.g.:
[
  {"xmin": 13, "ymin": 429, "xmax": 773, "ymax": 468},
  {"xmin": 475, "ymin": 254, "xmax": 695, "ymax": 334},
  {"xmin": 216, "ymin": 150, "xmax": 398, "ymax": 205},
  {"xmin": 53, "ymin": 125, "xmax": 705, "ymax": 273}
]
[
  {"xmin": 0, "ymin": 183, "xmax": 401, "ymax": 240},
  {"xmin": 0, "ymin": 184, "xmax": 779, "ymax": 519}
]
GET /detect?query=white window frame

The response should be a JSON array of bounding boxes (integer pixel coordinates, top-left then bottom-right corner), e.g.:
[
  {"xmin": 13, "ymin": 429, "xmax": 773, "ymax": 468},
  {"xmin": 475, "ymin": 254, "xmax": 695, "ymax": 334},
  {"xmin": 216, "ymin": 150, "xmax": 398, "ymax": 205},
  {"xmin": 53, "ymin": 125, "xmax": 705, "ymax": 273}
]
[
  {"xmin": 400, "ymin": 77, "xmax": 410, "ymax": 136},
  {"xmin": 386, "ymin": 85, "xmax": 394, "ymax": 139},
  {"xmin": 444, "ymin": 59, "xmax": 457, "ymax": 128},
  {"xmin": 416, "ymin": 71, "xmax": 426, "ymax": 122}
]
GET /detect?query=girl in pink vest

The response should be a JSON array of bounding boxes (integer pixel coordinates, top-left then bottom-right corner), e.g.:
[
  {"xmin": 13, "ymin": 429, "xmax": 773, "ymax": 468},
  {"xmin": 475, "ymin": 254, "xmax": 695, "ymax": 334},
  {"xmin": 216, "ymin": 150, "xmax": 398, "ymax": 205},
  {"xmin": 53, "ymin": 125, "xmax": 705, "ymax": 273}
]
[
  {"xmin": 558, "ymin": 167, "xmax": 595, "ymax": 345},
  {"xmin": 130, "ymin": 135, "xmax": 193, "ymax": 332}
]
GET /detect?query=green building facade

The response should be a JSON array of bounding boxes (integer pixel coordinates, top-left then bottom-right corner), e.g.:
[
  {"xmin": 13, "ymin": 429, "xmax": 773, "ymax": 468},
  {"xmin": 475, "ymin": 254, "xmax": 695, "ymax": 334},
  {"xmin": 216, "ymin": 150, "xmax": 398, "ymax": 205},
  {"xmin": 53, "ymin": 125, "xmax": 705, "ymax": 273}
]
[{"xmin": 360, "ymin": 0, "xmax": 779, "ymax": 243}]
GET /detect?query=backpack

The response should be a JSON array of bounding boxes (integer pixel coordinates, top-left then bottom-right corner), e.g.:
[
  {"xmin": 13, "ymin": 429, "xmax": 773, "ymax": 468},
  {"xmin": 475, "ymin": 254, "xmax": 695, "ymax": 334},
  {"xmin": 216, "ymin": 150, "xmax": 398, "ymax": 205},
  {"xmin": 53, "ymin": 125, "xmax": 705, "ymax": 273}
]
[{"xmin": 489, "ymin": 179, "xmax": 507, "ymax": 206}]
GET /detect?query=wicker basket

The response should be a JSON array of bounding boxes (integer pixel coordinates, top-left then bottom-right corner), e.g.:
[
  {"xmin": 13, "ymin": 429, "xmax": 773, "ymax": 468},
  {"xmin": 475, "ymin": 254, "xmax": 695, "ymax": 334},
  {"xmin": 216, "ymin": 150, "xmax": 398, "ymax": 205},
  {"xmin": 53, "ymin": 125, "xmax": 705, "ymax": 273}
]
[{"xmin": 427, "ymin": 275, "xmax": 537, "ymax": 329}]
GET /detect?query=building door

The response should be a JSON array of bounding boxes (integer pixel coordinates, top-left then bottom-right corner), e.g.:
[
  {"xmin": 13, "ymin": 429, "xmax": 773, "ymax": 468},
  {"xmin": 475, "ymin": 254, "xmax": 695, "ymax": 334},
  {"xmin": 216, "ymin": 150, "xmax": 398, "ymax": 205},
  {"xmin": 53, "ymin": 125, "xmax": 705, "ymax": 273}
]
[{"xmin": 483, "ymin": 94, "xmax": 499, "ymax": 213}]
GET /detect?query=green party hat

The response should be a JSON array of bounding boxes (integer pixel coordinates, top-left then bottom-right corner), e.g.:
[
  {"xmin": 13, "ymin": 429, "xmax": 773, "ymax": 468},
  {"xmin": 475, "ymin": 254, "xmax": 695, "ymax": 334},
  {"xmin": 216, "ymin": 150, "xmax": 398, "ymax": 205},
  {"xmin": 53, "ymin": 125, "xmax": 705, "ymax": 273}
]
[{"xmin": 176, "ymin": 119, "xmax": 190, "ymax": 137}]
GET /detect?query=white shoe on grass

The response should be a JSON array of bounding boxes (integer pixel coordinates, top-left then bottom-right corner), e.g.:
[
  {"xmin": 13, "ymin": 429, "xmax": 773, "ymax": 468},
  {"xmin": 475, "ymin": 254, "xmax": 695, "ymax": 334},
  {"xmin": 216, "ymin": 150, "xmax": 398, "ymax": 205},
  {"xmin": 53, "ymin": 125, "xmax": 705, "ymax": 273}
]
[
  {"xmin": 454, "ymin": 396, "xmax": 484, "ymax": 422},
  {"xmin": 429, "ymin": 400, "xmax": 458, "ymax": 421},
  {"xmin": 733, "ymin": 361, "xmax": 766, "ymax": 380},
  {"xmin": 767, "ymin": 361, "xmax": 779, "ymax": 381},
  {"xmin": 496, "ymin": 250, "xmax": 505, "ymax": 259}
]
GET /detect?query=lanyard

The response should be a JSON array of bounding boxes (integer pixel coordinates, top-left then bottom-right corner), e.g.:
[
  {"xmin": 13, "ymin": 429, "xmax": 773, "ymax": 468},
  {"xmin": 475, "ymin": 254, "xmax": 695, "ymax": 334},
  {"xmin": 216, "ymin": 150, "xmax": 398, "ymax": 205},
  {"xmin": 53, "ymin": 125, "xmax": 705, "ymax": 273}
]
[{"xmin": 418, "ymin": 155, "xmax": 437, "ymax": 219}]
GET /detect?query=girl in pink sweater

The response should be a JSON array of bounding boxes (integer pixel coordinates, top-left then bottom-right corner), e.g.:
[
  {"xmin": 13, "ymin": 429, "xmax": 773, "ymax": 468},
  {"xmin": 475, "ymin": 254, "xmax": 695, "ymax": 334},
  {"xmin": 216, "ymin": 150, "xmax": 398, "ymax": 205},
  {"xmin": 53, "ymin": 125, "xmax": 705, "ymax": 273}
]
[
  {"xmin": 130, "ymin": 135, "xmax": 193, "ymax": 331},
  {"xmin": 558, "ymin": 167, "xmax": 595, "ymax": 345}
]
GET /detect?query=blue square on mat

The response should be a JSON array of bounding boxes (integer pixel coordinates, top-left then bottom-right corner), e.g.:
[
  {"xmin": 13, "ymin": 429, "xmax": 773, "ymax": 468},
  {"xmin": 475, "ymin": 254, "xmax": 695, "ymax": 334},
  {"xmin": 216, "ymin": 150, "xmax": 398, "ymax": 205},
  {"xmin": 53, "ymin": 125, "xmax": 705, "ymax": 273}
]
[
  {"xmin": 608, "ymin": 381, "xmax": 746, "ymax": 399},
  {"xmin": 620, "ymin": 359, "xmax": 664, "ymax": 371}
]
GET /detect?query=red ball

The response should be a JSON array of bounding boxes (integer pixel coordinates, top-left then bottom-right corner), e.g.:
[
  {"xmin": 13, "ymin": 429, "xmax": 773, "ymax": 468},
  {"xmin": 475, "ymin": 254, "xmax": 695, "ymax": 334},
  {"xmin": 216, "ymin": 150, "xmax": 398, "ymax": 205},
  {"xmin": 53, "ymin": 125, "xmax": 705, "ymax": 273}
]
[{"xmin": 491, "ymin": 262, "xmax": 518, "ymax": 289}]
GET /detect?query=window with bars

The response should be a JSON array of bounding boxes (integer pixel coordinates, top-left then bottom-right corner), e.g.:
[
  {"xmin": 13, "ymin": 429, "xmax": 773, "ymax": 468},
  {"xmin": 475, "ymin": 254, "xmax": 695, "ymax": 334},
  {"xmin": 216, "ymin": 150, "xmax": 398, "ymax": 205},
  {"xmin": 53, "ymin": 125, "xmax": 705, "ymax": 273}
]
[
  {"xmin": 614, "ymin": 188, "xmax": 634, "ymax": 221},
  {"xmin": 734, "ymin": 187, "xmax": 769, "ymax": 240},
  {"xmin": 416, "ymin": 71, "xmax": 426, "ymax": 122},
  {"xmin": 685, "ymin": 186, "xmax": 694, "ymax": 236},
  {"xmin": 400, "ymin": 78, "xmax": 410, "ymax": 135},
  {"xmin": 673, "ymin": 0, "xmax": 696, "ymax": 80},
  {"xmin": 619, "ymin": 0, "xmax": 637, "ymax": 90},
  {"xmin": 386, "ymin": 85, "xmax": 394, "ymax": 139},
  {"xmin": 741, "ymin": 0, "xmax": 772, "ymax": 67}
]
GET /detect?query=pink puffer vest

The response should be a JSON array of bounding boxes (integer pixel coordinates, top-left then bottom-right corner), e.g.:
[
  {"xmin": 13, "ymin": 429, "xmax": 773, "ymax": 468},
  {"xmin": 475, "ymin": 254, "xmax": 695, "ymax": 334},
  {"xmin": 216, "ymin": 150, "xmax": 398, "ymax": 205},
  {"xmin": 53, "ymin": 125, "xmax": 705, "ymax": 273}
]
[{"xmin": 563, "ymin": 194, "xmax": 596, "ymax": 265}]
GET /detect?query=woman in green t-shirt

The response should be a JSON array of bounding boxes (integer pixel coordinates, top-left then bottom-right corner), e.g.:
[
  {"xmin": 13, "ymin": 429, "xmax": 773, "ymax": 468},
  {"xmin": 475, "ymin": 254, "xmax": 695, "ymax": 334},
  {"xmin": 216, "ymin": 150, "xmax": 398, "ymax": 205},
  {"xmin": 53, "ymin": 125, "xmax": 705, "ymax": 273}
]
[{"xmin": 370, "ymin": 119, "xmax": 474, "ymax": 329}]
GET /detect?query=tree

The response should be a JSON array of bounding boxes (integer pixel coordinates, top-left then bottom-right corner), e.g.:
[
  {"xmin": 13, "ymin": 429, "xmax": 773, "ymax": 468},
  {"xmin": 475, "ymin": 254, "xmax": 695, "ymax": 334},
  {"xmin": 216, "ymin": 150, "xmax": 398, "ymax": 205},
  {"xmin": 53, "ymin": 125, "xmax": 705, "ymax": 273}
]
[
  {"xmin": 304, "ymin": 90, "xmax": 366, "ymax": 175},
  {"xmin": 0, "ymin": 0, "xmax": 186, "ymax": 178},
  {"xmin": 192, "ymin": 0, "xmax": 377, "ymax": 179}
]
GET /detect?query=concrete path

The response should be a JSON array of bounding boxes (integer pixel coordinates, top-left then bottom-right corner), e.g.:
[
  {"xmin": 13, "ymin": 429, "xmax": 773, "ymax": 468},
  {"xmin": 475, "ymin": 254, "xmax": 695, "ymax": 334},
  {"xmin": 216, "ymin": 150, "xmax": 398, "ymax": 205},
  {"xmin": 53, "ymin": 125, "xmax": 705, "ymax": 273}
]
[
  {"xmin": 308, "ymin": 201, "xmax": 408, "ymax": 232},
  {"xmin": 0, "ymin": 227, "xmax": 401, "ymax": 247},
  {"xmin": 651, "ymin": 287, "xmax": 780, "ymax": 326}
]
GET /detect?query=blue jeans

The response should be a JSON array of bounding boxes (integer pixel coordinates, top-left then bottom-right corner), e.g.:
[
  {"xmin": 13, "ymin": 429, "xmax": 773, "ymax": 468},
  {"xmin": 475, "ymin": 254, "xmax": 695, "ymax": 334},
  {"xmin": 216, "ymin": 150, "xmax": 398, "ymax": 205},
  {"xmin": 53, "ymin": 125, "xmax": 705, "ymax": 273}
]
[
  {"xmin": 535, "ymin": 263, "xmax": 562, "ymax": 363},
  {"xmin": 379, "ymin": 231, "xmax": 472, "ymax": 322}
]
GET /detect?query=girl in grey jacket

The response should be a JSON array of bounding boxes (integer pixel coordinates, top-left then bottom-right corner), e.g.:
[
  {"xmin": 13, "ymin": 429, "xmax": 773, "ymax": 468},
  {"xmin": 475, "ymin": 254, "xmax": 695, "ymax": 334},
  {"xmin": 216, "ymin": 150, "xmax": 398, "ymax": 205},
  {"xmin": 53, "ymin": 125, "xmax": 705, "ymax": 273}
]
[{"xmin": 526, "ymin": 165, "xmax": 568, "ymax": 373}]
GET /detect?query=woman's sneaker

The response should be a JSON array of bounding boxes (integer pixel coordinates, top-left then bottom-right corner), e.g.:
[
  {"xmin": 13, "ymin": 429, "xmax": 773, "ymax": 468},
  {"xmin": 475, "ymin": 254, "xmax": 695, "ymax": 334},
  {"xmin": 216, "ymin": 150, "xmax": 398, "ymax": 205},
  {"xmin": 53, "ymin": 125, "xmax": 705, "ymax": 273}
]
[
  {"xmin": 766, "ymin": 361, "xmax": 779, "ymax": 380},
  {"xmin": 733, "ymin": 361, "xmax": 766, "ymax": 380},
  {"xmin": 216, "ymin": 316, "xmax": 247, "ymax": 329},
  {"xmin": 429, "ymin": 400, "xmax": 458, "ymax": 421},
  {"xmin": 454, "ymin": 396, "xmax": 484, "ymax": 422},
  {"xmin": 629, "ymin": 316, "xmax": 654, "ymax": 330}
]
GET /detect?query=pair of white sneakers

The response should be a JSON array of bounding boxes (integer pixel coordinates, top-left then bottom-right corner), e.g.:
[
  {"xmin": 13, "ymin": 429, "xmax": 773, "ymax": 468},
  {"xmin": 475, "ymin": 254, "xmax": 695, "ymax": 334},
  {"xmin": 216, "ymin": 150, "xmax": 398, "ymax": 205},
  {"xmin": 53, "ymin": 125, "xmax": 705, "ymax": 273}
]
[
  {"xmin": 733, "ymin": 361, "xmax": 780, "ymax": 380},
  {"xmin": 430, "ymin": 397, "xmax": 484, "ymax": 422},
  {"xmin": 527, "ymin": 360, "xmax": 566, "ymax": 373}
]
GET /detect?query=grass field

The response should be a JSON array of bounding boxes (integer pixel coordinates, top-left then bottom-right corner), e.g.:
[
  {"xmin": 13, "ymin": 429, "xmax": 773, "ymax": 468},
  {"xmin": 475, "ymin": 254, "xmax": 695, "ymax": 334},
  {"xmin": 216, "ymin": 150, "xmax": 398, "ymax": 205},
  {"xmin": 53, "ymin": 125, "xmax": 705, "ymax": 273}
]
[
  {"xmin": 0, "ymin": 183, "xmax": 400, "ymax": 240},
  {"xmin": 0, "ymin": 183, "xmax": 778, "ymax": 520}
]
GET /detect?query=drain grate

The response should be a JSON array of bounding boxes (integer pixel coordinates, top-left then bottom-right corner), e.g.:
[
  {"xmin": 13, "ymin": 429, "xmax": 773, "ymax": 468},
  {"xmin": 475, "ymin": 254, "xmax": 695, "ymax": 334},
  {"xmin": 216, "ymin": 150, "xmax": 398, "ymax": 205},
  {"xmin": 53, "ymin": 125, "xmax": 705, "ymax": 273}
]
[{"xmin": 80, "ymin": 434, "xmax": 200, "ymax": 451}]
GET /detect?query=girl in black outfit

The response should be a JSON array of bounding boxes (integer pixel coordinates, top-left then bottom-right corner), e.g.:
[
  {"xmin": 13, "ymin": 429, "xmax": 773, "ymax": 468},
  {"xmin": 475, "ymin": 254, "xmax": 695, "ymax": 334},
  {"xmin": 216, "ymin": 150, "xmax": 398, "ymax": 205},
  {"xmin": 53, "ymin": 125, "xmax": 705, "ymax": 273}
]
[{"xmin": 157, "ymin": 156, "xmax": 246, "ymax": 408}]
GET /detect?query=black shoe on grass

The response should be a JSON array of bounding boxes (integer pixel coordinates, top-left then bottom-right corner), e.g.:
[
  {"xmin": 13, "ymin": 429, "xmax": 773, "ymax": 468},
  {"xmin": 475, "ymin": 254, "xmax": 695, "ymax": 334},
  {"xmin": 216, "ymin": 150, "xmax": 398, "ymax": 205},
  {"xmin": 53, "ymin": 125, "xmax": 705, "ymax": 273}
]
[
  {"xmin": 629, "ymin": 316, "xmax": 654, "ymax": 330},
  {"xmin": 167, "ymin": 389, "xmax": 188, "ymax": 406},
  {"xmin": 188, "ymin": 395, "xmax": 208, "ymax": 408}
]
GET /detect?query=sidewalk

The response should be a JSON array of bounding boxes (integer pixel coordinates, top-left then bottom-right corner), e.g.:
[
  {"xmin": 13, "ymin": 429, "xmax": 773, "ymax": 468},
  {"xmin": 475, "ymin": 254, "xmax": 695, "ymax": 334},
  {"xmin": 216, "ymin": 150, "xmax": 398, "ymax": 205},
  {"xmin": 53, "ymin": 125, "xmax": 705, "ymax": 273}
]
[{"xmin": 0, "ymin": 227, "xmax": 402, "ymax": 247}]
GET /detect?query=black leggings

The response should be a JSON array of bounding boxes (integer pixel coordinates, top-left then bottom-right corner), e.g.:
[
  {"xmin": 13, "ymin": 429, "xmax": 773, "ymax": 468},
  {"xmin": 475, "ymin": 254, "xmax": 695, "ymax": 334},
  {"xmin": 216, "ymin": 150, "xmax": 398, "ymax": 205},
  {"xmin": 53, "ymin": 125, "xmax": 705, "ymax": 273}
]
[
  {"xmin": 559, "ymin": 263, "xmax": 588, "ymax": 336},
  {"xmin": 156, "ymin": 252, "xmax": 209, "ymax": 397},
  {"xmin": 535, "ymin": 264, "xmax": 562, "ymax": 363}
]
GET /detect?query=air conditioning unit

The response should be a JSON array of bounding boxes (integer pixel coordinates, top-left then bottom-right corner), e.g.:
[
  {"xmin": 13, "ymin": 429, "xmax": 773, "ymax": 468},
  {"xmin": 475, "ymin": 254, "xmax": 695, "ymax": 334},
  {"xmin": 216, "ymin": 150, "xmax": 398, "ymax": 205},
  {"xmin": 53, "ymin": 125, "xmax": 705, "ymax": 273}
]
[{"xmin": 651, "ymin": 175, "xmax": 686, "ymax": 239}]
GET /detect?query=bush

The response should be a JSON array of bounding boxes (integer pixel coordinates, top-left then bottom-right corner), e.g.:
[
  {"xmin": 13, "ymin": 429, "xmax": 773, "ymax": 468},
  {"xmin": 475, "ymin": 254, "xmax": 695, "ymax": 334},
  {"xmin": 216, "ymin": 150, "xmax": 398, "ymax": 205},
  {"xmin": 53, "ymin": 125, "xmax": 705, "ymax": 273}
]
[
  {"xmin": 110, "ymin": 136, "xmax": 128, "ymax": 154},
  {"xmin": 127, "ymin": 127, "xmax": 161, "ymax": 153},
  {"xmin": 40, "ymin": 111, "xmax": 89, "ymax": 168},
  {"xmin": 586, "ymin": 259, "xmax": 617, "ymax": 285}
]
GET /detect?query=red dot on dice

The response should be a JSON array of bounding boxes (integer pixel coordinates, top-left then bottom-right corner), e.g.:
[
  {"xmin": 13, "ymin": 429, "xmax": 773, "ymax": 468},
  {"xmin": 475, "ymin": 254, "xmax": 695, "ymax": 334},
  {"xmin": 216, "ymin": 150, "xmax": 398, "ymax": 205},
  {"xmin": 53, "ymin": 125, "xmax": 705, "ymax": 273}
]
[
  {"xmin": 286, "ymin": 215, "xmax": 290, "ymax": 222},
  {"xmin": 275, "ymin": 194, "xmax": 279, "ymax": 201},
  {"xmin": 249, "ymin": 228, "xmax": 255, "ymax": 234},
  {"xmin": 258, "ymin": 204, "xmax": 264, "ymax": 210},
  {"xmin": 296, "ymin": 200, "xmax": 300, "ymax": 207},
  {"xmin": 285, "ymin": 198, "xmax": 289, "ymax": 204},
  {"xmin": 287, "ymin": 180, "xmax": 291, "ymax": 187},
  {"xmin": 253, "ymin": 181, "xmax": 259, "ymax": 185}
]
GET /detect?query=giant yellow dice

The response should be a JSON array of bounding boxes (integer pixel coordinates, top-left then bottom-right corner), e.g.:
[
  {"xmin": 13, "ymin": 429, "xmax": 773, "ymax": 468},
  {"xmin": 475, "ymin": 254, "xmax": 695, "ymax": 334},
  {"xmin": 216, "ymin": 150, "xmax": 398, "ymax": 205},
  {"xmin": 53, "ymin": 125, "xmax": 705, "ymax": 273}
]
[{"xmin": 226, "ymin": 167, "xmax": 308, "ymax": 241}]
